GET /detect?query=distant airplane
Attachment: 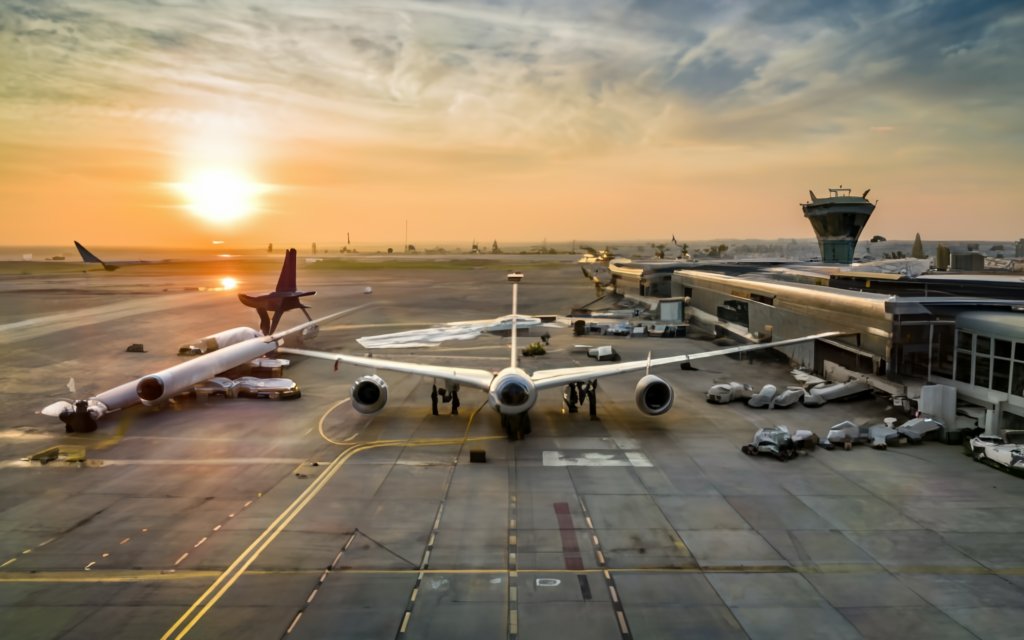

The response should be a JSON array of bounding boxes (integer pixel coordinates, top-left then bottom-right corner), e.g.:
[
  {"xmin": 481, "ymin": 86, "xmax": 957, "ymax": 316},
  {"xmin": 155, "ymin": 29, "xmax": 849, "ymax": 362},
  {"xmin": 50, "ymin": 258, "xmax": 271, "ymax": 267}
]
[
  {"xmin": 238, "ymin": 248, "xmax": 315, "ymax": 335},
  {"xmin": 282, "ymin": 272, "xmax": 846, "ymax": 439},
  {"xmin": 74, "ymin": 241, "xmax": 153, "ymax": 271},
  {"xmin": 40, "ymin": 250, "xmax": 351, "ymax": 433}
]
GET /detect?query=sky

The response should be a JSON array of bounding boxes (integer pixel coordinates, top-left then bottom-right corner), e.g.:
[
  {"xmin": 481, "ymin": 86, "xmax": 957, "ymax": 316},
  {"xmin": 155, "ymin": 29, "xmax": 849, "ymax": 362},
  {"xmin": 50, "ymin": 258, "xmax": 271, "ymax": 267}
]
[{"xmin": 1, "ymin": 0, "xmax": 1022, "ymax": 248}]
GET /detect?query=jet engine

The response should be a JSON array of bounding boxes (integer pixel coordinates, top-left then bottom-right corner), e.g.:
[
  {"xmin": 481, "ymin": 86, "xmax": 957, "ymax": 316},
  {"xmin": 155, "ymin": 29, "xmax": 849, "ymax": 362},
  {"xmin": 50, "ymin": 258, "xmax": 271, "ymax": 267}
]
[
  {"xmin": 351, "ymin": 375, "xmax": 388, "ymax": 414},
  {"xmin": 634, "ymin": 374, "xmax": 674, "ymax": 416}
]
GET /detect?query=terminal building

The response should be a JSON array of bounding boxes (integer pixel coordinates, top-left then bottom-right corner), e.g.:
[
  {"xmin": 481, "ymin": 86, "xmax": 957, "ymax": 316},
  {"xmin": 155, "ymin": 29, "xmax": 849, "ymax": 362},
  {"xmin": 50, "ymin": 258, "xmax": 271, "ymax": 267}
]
[
  {"xmin": 588, "ymin": 188, "xmax": 1024, "ymax": 435},
  {"xmin": 668, "ymin": 265, "xmax": 1024, "ymax": 434}
]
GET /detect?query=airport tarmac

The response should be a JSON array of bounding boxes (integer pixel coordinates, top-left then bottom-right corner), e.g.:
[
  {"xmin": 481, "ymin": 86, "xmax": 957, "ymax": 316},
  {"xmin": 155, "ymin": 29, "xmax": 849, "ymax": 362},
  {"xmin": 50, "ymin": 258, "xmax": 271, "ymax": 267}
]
[{"xmin": 1, "ymin": 256, "xmax": 1023, "ymax": 639}]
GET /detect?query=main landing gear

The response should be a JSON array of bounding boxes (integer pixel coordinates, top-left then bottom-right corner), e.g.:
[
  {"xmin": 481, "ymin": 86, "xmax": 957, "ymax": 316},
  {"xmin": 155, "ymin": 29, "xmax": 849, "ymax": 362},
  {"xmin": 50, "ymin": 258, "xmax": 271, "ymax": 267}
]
[
  {"xmin": 430, "ymin": 383, "xmax": 460, "ymax": 416},
  {"xmin": 563, "ymin": 380, "xmax": 599, "ymax": 420},
  {"xmin": 501, "ymin": 413, "xmax": 532, "ymax": 440},
  {"xmin": 61, "ymin": 400, "xmax": 99, "ymax": 433}
]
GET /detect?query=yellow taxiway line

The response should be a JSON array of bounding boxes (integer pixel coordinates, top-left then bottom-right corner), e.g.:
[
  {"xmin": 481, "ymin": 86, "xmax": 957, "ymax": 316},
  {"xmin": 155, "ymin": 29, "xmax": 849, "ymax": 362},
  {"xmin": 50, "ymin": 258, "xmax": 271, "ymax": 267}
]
[
  {"xmin": 160, "ymin": 434, "xmax": 501, "ymax": 640},
  {"xmin": 5, "ymin": 563, "xmax": 1021, "ymax": 587},
  {"xmin": 316, "ymin": 397, "xmax": 354, "ymax": 445}
]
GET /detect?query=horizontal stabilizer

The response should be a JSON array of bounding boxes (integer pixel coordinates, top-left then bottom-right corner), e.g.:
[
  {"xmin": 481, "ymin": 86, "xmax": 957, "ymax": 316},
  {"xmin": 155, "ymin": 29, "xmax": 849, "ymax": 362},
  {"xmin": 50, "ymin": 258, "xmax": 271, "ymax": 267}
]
[{"xmin": 240, "ymin": 247, "xmax": 315, "ymax": 334}]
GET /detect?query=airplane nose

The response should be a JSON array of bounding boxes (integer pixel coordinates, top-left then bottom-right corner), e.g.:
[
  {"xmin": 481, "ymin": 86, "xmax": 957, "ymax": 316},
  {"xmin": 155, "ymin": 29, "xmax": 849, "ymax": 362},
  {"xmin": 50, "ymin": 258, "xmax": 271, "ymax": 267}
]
[{"xmin": 498, "ymin": 381, "xmax": 530, "ymax": 407}]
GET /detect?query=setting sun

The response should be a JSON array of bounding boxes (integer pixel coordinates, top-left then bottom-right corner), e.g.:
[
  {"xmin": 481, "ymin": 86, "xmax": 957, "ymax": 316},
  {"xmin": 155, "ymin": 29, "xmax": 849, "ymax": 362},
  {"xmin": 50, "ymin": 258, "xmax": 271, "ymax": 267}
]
[{"xmin": 176, "ymin": 169, "xmax": 263, "ymax": 224}]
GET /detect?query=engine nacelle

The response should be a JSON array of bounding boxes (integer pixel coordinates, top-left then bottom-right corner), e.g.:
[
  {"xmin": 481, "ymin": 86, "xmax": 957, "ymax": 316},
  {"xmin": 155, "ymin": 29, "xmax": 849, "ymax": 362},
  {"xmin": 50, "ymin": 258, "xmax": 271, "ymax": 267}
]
[
  {"xmin": 351, "ymin": 375, "xmax": 388, "ymax": 414},
  {"xmin": 635, "ymin": 374, "xmax": 674, "ymax": 416}
]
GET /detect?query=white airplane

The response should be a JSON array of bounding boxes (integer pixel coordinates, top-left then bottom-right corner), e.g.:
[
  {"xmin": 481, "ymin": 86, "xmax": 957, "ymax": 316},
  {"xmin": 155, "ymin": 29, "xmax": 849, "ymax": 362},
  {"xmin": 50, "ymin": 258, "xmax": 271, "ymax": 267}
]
[
  {"xmin": 40, "ymin": 251, "xmax": 356, "ymax": 433},
  {"xmin": 282, "ymin": 272, "xmax": 848, "ymax": 439}
]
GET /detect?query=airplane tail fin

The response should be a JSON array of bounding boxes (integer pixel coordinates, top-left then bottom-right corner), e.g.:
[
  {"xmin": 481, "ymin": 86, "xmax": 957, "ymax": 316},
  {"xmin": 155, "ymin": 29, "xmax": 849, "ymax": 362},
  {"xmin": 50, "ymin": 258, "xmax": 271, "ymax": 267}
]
[
  {"xmin": 275, "ymin": 248, "xmax": 298, "ymax": 292},
  {"xmin": 74, "ymin": 241, "xmax": 116, "ymax": 271},
  {"xmin": 239, "ymin": 248, "xmax": 314, "ymax": 335},
  {"xmin": 508, "ymin": 272, "xmax": 523, "ymax": 369}
]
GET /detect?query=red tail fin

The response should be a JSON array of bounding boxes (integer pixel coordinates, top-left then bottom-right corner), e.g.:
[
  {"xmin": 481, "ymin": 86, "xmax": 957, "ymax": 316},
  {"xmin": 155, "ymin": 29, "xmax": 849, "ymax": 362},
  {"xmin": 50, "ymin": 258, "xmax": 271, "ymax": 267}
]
[{"xmin": 276, "ymin": 248, "xmax": 298, "ymax": 292}]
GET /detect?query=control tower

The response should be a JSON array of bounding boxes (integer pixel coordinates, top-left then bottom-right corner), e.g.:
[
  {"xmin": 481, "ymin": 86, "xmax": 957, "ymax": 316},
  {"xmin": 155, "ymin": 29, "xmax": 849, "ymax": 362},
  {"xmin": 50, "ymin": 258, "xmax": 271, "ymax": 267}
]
[{"xmin": 801, "ymin": 186, "xmax": 876, "ymax": 263}]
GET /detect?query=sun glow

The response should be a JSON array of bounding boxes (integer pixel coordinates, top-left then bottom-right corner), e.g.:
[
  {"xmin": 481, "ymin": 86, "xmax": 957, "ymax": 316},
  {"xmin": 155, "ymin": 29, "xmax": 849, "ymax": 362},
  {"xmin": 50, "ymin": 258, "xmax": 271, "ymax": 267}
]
[
  {"xmin": 176, "ymin": 168, "xmax": 263, "ymax": 224},
  {"xmin": 219, "ymin": 277, "xmax": 238, "ymax": 290}
]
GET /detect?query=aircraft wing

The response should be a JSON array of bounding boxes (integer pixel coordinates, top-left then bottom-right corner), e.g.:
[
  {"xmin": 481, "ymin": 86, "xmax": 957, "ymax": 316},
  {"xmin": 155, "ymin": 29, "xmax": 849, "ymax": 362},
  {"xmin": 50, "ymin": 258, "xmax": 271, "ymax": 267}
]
[
  {"xmin": 279, "ymin": 347, "xmax": 497, "ymax": 390},
  {"xmin": 529, "ymin": 331, "xmax": 848, "ymax": 390},
  {"xmin": 283, "ymin": 330, "xmax": 847, "ymax": 393},
  {"xmin": 269, "ymin": 305, "xmax": 372, "ymax": 342}
]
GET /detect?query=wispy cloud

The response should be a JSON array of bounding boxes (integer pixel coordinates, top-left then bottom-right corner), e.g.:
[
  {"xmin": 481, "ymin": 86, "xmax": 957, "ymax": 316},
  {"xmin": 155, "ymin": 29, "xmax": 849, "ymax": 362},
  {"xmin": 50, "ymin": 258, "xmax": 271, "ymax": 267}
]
[
  {"xmin": 2, "ymin": 0, "xmax": 1022, "ymax": 242},
  {"xmin": 4, "ymin": 1, "xmax": 1021, "ymax": 150}
]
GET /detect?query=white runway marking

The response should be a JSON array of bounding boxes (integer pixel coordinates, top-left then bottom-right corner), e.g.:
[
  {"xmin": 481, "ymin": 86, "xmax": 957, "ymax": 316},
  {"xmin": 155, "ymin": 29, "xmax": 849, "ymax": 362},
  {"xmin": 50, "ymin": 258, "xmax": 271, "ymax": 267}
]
[
  {"xmin": 625, "ymin": 452, "xmax": 653, "ymax": 467},
  {"xmin": 542, "ymin": 451, "xmax": 652, "ymax": 467},
  {"xmin": 0, "ymin": 294, "xmax": 205, "ymax": 344}
]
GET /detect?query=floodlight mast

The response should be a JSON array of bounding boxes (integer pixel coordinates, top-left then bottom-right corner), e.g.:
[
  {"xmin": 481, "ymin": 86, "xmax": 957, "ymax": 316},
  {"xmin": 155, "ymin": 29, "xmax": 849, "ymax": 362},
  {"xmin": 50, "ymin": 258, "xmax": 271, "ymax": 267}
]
[{"xmin": 508, "ymin": 272, "xmax": 524, "ymax": 368}]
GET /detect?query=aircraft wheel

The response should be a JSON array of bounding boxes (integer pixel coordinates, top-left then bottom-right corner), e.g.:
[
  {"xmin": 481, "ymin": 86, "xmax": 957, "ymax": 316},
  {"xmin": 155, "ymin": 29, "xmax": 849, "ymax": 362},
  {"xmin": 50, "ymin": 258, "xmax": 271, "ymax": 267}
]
[{"xmin": 512, "ymin": 416, "xmax": 526, "ymax": 441}]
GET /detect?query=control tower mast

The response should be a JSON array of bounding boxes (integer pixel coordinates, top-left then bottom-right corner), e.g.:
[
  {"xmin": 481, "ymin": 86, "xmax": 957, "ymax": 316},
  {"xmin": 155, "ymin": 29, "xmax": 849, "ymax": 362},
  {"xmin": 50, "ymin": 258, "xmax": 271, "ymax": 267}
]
[{"xmin": 801, "ymin": 186, "xmax": 876, "ymax": 264}]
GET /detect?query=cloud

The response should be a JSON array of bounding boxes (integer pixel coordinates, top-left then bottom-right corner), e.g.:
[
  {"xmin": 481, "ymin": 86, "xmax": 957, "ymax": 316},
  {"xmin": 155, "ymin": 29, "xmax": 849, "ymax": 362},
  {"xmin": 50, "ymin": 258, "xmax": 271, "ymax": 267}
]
[
  {"xmin": 1, "ymin": 0, "xmax": 1022, "ymax": 245},
  {"xmin": 3, "ymin": 1, "xmax": 1019, "ymax": 156}
]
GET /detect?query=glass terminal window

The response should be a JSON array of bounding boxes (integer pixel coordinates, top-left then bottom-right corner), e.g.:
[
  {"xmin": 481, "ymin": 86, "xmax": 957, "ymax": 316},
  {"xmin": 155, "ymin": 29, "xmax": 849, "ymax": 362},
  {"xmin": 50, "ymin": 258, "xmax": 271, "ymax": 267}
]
[
  {"xmin": 1014, "ymin": 343, "xmax": 1024, "ymax": 398},
  {"xmin": 976, "ymin": 335, "xmax": 991, "ymax": 355},
  {"xmin": 955, "ymin": 330, "xmax": 973, "ymax": 384},
  {"xmin": 930, "ymin": 324, "xmax": 954, "ymax": 379},
  {"xmin": 955, "ymin": 329, "xmax": 1023, "ymax": 398}
]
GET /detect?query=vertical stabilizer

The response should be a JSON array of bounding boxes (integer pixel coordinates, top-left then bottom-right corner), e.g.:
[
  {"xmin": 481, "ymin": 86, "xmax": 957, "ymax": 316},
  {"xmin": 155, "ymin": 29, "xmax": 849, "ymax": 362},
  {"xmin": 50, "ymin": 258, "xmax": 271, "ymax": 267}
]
[
  {"xmin": 74, "ymin": 241, "xmax": 104, "ymax": 263},
  {"xmin": 276, "ymin": 248, "xmax": 298, "ymax": 292},
  {"xmin": 238, "ymin": 248, "xmax": 315, "ymax": 335},
  {"xmin": 74, "ymin": 241, "xmax": 116, "ymax": 270},
  {"xmin": 508, "ymin": 272, "xmax": 524, "ymax": 369}
]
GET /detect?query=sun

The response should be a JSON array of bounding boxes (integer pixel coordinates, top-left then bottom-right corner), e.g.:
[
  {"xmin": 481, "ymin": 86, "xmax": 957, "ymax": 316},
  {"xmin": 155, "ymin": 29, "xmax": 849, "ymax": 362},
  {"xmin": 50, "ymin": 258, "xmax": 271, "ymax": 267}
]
[{"xmin": 176, "ymin": 168, "xmax": 262, "ymax": 224}]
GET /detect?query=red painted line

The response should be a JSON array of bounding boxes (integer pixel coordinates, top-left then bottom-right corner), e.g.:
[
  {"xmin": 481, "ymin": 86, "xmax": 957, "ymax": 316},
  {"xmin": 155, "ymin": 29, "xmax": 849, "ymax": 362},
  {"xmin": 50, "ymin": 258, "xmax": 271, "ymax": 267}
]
[{"xmin": 553, "ymin": 502, "xmax": 583, "ymax": 571}]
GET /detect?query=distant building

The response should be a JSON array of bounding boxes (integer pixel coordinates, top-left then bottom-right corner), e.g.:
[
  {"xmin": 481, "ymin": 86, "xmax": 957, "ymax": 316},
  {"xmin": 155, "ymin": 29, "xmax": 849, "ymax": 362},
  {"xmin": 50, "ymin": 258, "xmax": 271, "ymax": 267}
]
[
  {"xmin": 936, "ymin": 243, "xmax": 950, "ymax": 271},
  {"xmin": 951, "ymin": 252, "xmax": 985, "ymax": 271}
]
